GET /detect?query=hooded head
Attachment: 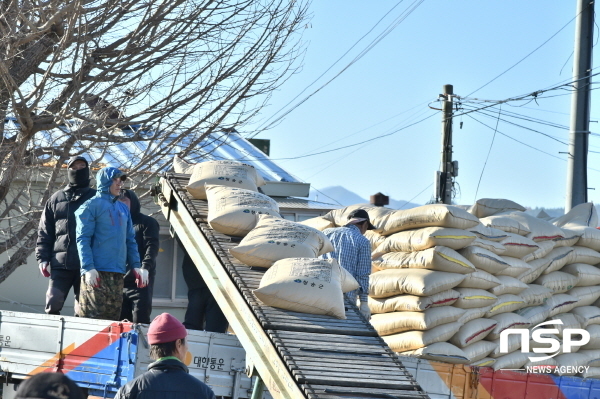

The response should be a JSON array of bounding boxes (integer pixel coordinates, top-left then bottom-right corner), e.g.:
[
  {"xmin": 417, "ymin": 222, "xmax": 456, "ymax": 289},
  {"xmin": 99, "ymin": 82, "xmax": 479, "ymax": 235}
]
[
  {"xmin": 67, "ymin": 156, "xmax": 90, "ymax": 188},
  {"xmin": 96, "ymin": 167, "xmax": 127, "ymax": 195},
  {"xmin": 121, "ymin": 189, "xmax": 141, "ymax": 216}
]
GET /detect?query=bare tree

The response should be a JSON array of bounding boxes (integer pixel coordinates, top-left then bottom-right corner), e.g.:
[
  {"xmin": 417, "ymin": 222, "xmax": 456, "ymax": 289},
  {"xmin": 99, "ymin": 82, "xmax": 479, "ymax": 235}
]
[{"xmin": 0, "ymin": 0, "xmax": 308, "ymax": 282}]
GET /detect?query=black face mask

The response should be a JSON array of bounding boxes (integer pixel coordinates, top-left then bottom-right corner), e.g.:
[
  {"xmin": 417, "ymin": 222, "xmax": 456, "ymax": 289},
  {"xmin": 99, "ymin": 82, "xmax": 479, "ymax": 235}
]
[{"xmin": 68, "ymin": 167, "xmax": 90, "ymax": 188}]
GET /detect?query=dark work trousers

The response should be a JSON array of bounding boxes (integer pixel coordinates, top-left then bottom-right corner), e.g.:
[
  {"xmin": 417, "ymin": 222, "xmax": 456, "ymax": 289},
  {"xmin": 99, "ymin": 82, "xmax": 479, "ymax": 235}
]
[
  {"xmin": 120, "ymin": 275, "xmax": 154, "ymax": 324},
  {"xmin": 45, "ymin": 268, "xmax": 81, "ymax": 315},
  {"xmin": 184, "ymin": 287, "xmax": 228, "ymax": 333}
]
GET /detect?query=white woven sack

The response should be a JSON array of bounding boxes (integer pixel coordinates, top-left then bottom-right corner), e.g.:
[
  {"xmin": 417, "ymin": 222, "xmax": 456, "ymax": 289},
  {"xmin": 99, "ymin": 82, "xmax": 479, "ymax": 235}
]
[
  {"xmin": 488, "ymin": 334, "xmax": 522, "ymax": 358},
  {"xmin": 522, "ymin": 240, "xmax": 556, "ymax": 262},
  {"xmin": 567, "ymin": 286, "xmax": 600, "ymax": 307},
  {"xmin": 374, "ymin": 227, "xmax": 476, "ymax": 254},
  {"xmin": 370, "ymin": 306, "xmax": 466, "ymax": 336},
  {"xmin": 364, "ymin": 230, "xmax": 386, "ymax": 252},
  {"xmin": 489, "ymin": 276, "xmax": 529, "ymax": 296},
  {"xmin": 514, "ymin": 305, "xmax": 550, "ymax": 325},
  {"xmin": 368, "ymin": 289, "xmax": 460, "ymax": 313},
  {"xmin": 491, "ymin": 352, "xmax": 529, "ymax": 371},
  {"xmin": 206, "ymin": 185, "xmax": 280, "ymax": 236},
  {"xmin": 457, "ymin": 269, "xmax": 501, "ymax": 290},
  {"xmin": 572, "ymin": 306, "xmax": 600, "ymax": 327},
  {"xmin": 230, "ymin": 215, "xmax": 333, "ymax": 267},
  {"xmin": 496, "ymin": 256, "xmax": 531, "ymax": 278},
  {"xmin": 467, "ymin": 223, "xmax": 509, "ymax": 242},
  {"xmin": 544, "ymin": 294, "xmax": 580, "ymax": 317},
  {"xmin": 300, "ymin": 216, "xmax": 335, "ymax": 232},
  {"xmin": 577, "ymin": 349, "xmax": 600, "ymax": 366},
  {"xmin": 470, "ymin": 238, "xmax": 507, "ymax": 255},
  {"xmin": 580, "ymin": 367, "xmax": 600, "ymax": 378},
  {"xmin": 469, "ymin": 198, "xmax": 526, "ymax": 218},
  {"xmin": 499, "ymin": 233, "xmax": 539, "ymax": 258},
  {"xmin": 553, "ymin": 354, "xmax": 592, "ymax": 376},
  {"xmin": 368, "ymin": 269, "xmax": 466, "ymax": 298},
  {"xmin": 454, "ymin": 288, "xmax": 498, "ymax": 309},
  {"xmin": 553, "ymin": 202, "xmax": 598, "ymax": 228},
  {"xmin": 458, "ymin": 306, "xmax": 492, "ymax": 324},
  {"xmin": 541, "ymin": 247, "xmax": 575, "ymax": 275},
  {"xmin": 374, "ymin": 204, "xmax": 480, "ymax": 236},
  {"xmin": 450, "ymin": 318, "xmax": 497, "ymax": 348},
  {"xmin": 253, "ymin": 258, "xmax": 345, "ymax": 319},
  {"xmin": 371, "ymin": 246, "xmax": 475, "ymax": 274},
  {"xmin": 485, "ymin": 294, "xmax": 525, "ymax": 317},
  {"xmin": 173, "ymin": 155, "xmax": 196, "ymax": 174},
  {"xmin": 553, "ymin": 228, "xmax": 582, "ymax": 247},
  {"xmin": 518, "ymin": 258, "xmax": 551, "ymax": 284},
  {"xmin": 570, "ymin": 246, "xmax": 600, "ymax": 265},
  {"xmin": 458, "ymin": 246, "xmax": 509, "ymax": 274},
  {"xmin": 547, "ymin": 313, "xmax": 584, "ymax": 338},
  {"xmin": 398, "ymin": 342, "xmax": 469, "ymax": 364},
  {"xmin": 462, "ymin": 340, "xmax": 498, "ymax": 362},
  {"xmin": 471, "ymin": 358, "xmax": 496, "ymax": 367},
  {"xmin": 569, "ymin": 226, "xmax": 600, "ymax": 251},
  {"xmin": 186, "ymin": 160, "xmax": 265, "ymax": 199},
  {"xmin": 534, "ymin": 271, "xmax": 579, "ymax": 294},
  {"xmin": 522, "ymin": 355, "xmax": 557, "ymax": 370},
  {"xmin": 382, "ymin": 322, "xmax": 462, "ymax": 352},
  {"xmin": 487, "ymin": 313, "xmax": 530, "ymax": 340},
  {"xmin": 480, "ymin": 215, "xmax": 531, "ymax": 236},
  {"xmin": 340, "ymin": 266, "xmax": 360, "ymax": 293},
  {"xmin": 498, "ymin": 211, "xmax": 565, "ymax": 242},
  {"xmin": 582, "ymin": 325, "xmax": 600, "ymax": 350},
  {"xmin": 518, "ymin": 284, "xmax": 553, "ymax": 307},
  {"xmin": 322, "ymin": 205, "xmax": 393, "ymax": 231}
]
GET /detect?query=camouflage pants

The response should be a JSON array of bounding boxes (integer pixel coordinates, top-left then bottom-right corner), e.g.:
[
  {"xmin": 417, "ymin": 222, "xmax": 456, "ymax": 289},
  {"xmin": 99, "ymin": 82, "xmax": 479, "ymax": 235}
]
[{"xmin": 78, "ymin": 271, "xmax": 124, "ymax": 321}]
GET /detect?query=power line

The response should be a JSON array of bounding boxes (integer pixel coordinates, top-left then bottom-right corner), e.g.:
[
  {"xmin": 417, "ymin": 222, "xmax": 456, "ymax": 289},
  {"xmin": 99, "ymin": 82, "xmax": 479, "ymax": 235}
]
[
  {"xmin": 466, "ymin": 10, "xmax": 579, "ymax": 97},
  {"xmin": 256, "ymin": 0, "xmax": 408, "ymax": 131},
  {"xmin": 397, "ymin": 183, "xmax": 433, "ymax": 209},
  {"xmin": 220, "ymin": 111, "xmax": 438, "ymax": 162},
  {"xmin": 474, "ymin": 105, "xmax": 501, "ymax": 202},
  {"xmin": 252, "ymin": 0, "xmax": 426, "ymax": 136},
  {"xmin": 466, "ymin": 114, "xmax": 566, "ymax": 161}
]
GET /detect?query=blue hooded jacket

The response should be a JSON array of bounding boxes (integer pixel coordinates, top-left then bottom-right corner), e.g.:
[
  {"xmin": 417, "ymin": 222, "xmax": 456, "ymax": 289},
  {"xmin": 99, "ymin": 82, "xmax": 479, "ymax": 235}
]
[{"xmin": 75, "ymin": 167, "xmax": 141, "ymax": 275}]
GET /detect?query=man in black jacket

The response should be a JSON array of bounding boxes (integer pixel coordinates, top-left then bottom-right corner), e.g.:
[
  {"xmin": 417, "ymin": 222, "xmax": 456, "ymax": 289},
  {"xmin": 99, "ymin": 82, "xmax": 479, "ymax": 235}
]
[
  {"xmin": 118, "ymin": 189, "xmax": 160, "ymax": 324},
  {"xmin": 115, "ymin": 313, "xmax": 216, "ymax": 399},
  {"xmin": 36, "ymin": 156, "xmax": 96, "ymax": 315}
]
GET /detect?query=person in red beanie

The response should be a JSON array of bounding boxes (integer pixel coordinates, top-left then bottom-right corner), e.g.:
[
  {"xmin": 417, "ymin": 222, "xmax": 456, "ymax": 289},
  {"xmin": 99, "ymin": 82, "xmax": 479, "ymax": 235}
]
[{"xmin": 115, "ymin": 313, "xmax": 215, "ymax": 399}]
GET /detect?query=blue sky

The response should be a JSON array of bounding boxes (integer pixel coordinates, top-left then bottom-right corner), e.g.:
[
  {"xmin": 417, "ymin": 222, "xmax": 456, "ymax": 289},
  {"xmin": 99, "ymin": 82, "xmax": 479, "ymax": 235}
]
[{"xmin": 247, "ymin": 1, "xmax": 600, "ymax": 209}]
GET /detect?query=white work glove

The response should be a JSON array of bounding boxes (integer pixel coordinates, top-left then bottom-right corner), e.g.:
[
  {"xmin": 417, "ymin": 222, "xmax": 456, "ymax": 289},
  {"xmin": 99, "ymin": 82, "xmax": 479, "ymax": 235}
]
[
  {"xmin": 39, "ymin": 262, "xmax": 50, "ymax": 277},
  {"xmin": 359, "ymin": 301, "xmax": 371, "ymax": 320},
  {"xmin": 84, "ymin": 269, "xmax": 100, "ymax": 288},
  {"xmin": 133, "ymin": 268, "xmax": 149, "ymax": 288}
]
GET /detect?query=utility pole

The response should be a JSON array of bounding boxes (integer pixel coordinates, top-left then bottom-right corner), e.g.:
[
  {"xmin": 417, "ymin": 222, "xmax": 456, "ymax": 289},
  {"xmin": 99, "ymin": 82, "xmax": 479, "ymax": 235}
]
[
  {"xmin": 566, "ymin": 0, "xmax": 594, "ymax": 212},
  {"xmin": 436, "ymin": 84, "xmax": 457, "ymax": 204}
]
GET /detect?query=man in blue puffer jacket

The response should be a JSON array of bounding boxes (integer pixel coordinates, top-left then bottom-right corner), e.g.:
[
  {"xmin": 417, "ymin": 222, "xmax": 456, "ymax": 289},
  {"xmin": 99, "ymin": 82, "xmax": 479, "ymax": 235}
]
[{"xmin": 75, "ymin": 166, "xmax": 147, "ymax": 320}]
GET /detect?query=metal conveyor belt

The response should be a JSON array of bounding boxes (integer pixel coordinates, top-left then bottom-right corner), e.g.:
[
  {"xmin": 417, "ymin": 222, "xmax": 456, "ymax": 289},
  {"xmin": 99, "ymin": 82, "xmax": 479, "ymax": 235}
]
[{"xmin": 157, "ymin": 174, "xmax": 430, "ymax": 399}]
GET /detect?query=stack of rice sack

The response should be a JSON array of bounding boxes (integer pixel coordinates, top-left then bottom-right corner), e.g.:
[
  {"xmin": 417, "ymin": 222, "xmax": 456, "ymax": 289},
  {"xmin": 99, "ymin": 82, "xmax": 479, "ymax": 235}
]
[
  {"xmin": 174, "ymin": 156, "xmax": 356, "ymax": 319},
  {"xmin": 357, "ymin": 204, "xmax": 482, "ymax": 365},
  {"xmin": 468, "ymin": 199, "xmax": 600, "ymax": 375}
]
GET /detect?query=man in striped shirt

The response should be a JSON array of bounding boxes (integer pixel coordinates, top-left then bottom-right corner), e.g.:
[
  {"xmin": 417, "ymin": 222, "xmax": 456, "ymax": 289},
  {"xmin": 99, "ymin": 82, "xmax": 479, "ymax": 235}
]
[{"xmin": 321, "ymin": 209, "xmax": 374, "ymax": 320}]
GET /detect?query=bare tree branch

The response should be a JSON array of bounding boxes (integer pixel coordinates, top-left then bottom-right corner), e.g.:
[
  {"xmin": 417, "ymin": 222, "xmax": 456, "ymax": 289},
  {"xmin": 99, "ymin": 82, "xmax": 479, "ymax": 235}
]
[{"xmin": 0, "ymin": 0, "xmax": 309, "ymax": 282}]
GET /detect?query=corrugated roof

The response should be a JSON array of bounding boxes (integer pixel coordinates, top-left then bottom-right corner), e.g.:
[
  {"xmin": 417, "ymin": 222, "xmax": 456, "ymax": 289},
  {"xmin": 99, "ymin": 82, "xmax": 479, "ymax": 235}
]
[{"xmin": 16, "ymin": 118, "xmax": 308, "ymax": 193}]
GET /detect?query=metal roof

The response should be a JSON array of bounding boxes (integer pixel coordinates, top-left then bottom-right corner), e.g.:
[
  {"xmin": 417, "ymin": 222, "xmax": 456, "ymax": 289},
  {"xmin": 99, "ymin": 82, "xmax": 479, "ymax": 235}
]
[
  {"xmin": 15, "ymin": 118, "xmax": 314, "ymax": 197},
  {"xmin": 272, "ymin": 196, "xmax": 338, "ymax": 211}
]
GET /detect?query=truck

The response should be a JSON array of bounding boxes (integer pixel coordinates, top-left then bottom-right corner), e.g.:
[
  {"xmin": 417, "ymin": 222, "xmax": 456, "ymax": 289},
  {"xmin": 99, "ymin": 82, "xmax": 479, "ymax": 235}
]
[
  {"xmin": 0, "ymin": 310, "xmax": 258, "ymax": 399},
  {"xmin": 0, "ymin": 173, "xmax": 429, "ymax": 399}
]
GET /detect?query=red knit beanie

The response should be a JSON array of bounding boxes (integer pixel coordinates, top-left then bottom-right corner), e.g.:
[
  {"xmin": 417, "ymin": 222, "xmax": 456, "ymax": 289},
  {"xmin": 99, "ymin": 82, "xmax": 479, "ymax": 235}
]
[{"xmin": 147, "ymin": 313, "xmax": 187, "ymax": 344}]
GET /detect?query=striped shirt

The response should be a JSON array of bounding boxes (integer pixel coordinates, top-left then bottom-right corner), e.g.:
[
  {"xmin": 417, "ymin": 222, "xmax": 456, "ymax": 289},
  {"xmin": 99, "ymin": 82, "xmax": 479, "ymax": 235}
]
[{"xmin": 321, "ymin": 224, "xmax": 371, "ymax": 305}]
